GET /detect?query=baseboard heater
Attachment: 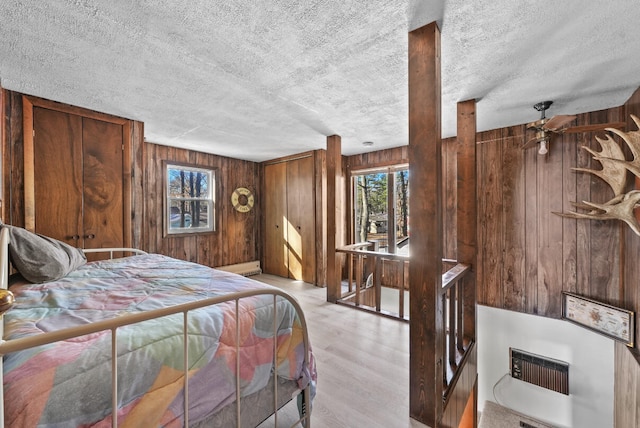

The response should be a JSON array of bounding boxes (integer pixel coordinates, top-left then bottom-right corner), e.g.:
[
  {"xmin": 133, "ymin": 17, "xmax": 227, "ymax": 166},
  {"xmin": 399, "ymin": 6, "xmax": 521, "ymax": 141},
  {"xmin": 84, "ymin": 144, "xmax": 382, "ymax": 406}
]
[
  {"xmin": 216, "ymin": 261, "xmax": 262, "ymax": 276},
  {"xmin": 510, "ymin": 348, "xmax": 569, "ymax": 395}
]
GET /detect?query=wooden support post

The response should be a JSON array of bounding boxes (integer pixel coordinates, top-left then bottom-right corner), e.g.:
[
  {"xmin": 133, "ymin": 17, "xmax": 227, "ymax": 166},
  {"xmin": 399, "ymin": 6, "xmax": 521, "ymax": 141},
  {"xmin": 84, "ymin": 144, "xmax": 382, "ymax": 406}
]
[
  {"xmin": 326, "ymin": 135, "xmax": 342, "ymax": 303},
  {"xmin": 408, "ymin": 22, "xmax": 443, "ymax": 426},
  {"xmin": 457, "ymin": 99, "xmax": 477, "ymax": 344}
]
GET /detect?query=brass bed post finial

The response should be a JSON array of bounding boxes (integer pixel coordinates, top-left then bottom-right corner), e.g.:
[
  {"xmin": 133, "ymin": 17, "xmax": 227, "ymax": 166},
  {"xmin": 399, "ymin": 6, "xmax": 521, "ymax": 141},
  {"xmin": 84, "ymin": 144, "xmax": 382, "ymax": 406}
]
[{"xmin": 0, "ymin": 289, "xmax": 14, "ymax": 317}]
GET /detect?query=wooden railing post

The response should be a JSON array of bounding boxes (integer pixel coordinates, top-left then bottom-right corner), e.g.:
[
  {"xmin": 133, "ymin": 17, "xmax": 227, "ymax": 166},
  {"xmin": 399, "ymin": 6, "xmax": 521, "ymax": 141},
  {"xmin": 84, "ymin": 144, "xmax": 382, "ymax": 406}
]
[
  {"xmin": 457, "ymin": 99, "xmax": 477, "ymax": 345},
  {"xmin": 408, "ymin": 21, "xmax": 443, "ymax": 426},
  {"xmin": 326, "ymin": 135, "xmax": 342, "ymax": 303},
  {"xmin": 374, "ymin": 257, "xmax": 382, "ymax": 312}
]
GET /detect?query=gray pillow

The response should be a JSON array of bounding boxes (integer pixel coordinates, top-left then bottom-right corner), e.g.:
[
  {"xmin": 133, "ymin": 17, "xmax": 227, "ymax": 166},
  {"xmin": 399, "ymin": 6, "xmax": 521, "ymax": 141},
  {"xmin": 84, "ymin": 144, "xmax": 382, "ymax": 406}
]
[{"xmin": 3, "ymin": 225, "xmax": 87, "ymax": 283}]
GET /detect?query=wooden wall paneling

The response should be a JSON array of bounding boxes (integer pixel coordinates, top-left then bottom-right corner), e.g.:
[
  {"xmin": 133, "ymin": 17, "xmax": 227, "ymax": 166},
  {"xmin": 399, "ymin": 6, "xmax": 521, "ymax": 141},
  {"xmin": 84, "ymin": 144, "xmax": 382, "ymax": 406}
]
[
  {"xmin": 587, "ymin": 109, "xmax": 620, "ymax": 305},
  {"xmin": 574, "ymin": 112, "xmax": 593, "ymax": 298},
  {"xmin": 501, "ymin": 130, "xmax": 526, "ymax": 312},
  {"xmin": 314, "ymin": 150, "xmax": 327, "ymax": 287},
  {"xmin": 217, "ymin": 155, "xmax": 230, "ymax": 266},
  {"xmin": 477, "ymin": 129, "xmax": 503, "ymax": 308},
  {"xmin": 22, "ymin": 97, "xmax": 35, "ymax": 231},
  {"xmin": 535, "ymin": 125, "xmax": 565, "ymax": 317},
  {"xmin": 195, "ymin": 149, "xmax": 214, "ymax": 267},
  {"xmin": 560, "ymin": 129, "xmax": 578, "ymax": 297},
  {"xmin": 614, "ymin": 90, "xmax": 640, "ymax": 428},
  {"xmin": 346, "ymin": 146, "xmax": 408, "ymax": 171},
  {"xmin": 143, "ymin": 142, "xmax": 260, "ymax": 268},
  {"xmin": 625, "ymin": 221, "xmax": 640, "ymax": 353},
  {"xmin": 523, "ymin": 131, "xmax": 539, "ymax": 314},
  {"xmin": 130, "ymin": 120, "xmax": 144, "ymax": 251},
  {"xmin": 475, "ymin": 139, "xmax": 486, "ymax": 304},
  {"xmin": 408, "ymin": 21, "xmax": 443, "ymax": 426},
  {"xmin": 443, "ymin": 137, "xmax": 457, "ymax": 260},
  {"xmin": 144, "ymin": 143, "xmax": 163, "ymax": 254},
  {"xmin": 607, "ymin": 105, "xmax": 626, "ymax": 306},
  {"xmin": 3, "ymin": 90, "xmax": 25, "ymax": 226},
  {"xmin": 624, "ymin": 91, "xmax": 640, "ymax": 351}
]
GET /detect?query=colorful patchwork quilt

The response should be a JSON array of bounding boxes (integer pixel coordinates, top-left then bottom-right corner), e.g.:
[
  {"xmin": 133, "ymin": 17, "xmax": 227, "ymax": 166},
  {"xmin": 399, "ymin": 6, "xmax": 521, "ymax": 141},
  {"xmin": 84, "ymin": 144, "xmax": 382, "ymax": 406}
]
[{"xmin": 2, "ymin": 254, "xmax": 316, "ymax": 427}]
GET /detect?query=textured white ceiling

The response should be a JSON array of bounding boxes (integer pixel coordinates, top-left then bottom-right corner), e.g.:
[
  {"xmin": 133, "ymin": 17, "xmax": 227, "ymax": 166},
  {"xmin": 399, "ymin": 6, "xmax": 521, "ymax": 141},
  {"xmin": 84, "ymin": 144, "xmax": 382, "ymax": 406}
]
[{"xmin": 1, "ymin": 1, "xmax": 640, "ymax": 162}]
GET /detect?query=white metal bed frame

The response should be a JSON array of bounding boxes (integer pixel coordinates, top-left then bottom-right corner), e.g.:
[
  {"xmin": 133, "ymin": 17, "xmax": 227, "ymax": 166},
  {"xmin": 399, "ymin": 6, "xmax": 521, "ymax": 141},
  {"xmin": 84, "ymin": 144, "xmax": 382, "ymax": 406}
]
[{"xmin": 0, "ymin": 228, "xmax": 312, "ymax": 427}]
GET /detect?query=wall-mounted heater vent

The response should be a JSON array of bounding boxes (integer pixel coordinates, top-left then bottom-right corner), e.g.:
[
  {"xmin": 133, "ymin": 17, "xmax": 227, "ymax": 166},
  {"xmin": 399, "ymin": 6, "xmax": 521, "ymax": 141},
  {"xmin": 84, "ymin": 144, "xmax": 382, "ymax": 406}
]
[
  {"xmin": 216, "ymin": 261, "xmax": 262, "ymax": 277},
  {"xmin": 510, "ymin": 348, "xmax": 569, "ymax": 395}
]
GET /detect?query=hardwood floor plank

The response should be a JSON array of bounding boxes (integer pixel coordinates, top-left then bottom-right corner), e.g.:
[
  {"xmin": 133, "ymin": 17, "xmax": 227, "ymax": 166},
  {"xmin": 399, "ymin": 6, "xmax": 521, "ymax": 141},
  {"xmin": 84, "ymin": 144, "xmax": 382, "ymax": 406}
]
[{"xmin": 253, "ymin": 274, "xmax": 429, "ymax": 428}]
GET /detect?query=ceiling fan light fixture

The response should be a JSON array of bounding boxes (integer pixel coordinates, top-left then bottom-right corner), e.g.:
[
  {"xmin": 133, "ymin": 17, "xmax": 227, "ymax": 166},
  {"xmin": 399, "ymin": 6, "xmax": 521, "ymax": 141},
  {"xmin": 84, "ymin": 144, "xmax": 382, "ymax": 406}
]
[{"xmin": 538, "ymin": 139, "xmax": 549, "ymax": 155}]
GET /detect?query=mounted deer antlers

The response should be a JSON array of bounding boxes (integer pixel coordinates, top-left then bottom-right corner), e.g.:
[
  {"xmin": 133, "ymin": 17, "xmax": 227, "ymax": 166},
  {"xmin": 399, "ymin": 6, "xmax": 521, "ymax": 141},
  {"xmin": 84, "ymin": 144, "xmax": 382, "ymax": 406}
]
[{"xmin": 553, "ymin": 115, "xmax": 640, "ymax": 235}]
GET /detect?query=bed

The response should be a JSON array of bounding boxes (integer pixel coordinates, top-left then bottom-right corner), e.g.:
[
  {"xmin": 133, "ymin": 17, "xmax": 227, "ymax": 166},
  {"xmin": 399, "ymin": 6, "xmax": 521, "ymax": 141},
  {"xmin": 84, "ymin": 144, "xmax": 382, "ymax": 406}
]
[{"xmin": 0, "ymin": 226, "xmax": 316, "ymax": 427}]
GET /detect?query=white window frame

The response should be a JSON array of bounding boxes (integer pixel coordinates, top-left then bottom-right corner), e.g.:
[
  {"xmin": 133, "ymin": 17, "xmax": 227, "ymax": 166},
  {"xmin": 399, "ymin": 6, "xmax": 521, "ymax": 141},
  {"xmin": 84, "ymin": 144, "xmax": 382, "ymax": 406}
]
[{"xmin": 164, "ymin": 162, "xmax": 216, "ymax": 236}]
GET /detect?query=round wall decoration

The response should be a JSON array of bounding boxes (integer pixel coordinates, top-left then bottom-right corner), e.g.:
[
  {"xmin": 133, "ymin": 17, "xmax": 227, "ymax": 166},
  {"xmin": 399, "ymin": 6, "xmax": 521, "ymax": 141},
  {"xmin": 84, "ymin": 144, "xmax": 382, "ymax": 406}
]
[{"xmin": 231, "ymin": 187, "xmax": 254, "ymax": 213}]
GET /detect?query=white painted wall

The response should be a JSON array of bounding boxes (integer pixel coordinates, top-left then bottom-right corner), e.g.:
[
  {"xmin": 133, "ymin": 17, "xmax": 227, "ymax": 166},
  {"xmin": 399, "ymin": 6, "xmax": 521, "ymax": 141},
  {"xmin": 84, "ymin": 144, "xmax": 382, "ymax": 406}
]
[{"xmin": 477, "ymin": 305, "xmax": 614, "ymax": 428}]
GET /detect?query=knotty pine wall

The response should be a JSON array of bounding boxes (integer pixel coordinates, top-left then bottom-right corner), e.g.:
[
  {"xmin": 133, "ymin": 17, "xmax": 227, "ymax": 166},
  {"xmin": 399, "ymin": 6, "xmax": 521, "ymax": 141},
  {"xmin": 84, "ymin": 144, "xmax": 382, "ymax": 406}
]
[{"xmin": 142, "ymin": 142, "xmax": 261, "ymax": 268}]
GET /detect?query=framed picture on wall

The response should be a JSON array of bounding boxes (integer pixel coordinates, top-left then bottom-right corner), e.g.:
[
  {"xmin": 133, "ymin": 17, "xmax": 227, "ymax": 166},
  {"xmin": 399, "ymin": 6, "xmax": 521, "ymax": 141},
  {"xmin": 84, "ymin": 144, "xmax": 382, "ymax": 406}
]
[{"xmin": 562, "ymin": 292, "xmax": 635, "ymax": 347}]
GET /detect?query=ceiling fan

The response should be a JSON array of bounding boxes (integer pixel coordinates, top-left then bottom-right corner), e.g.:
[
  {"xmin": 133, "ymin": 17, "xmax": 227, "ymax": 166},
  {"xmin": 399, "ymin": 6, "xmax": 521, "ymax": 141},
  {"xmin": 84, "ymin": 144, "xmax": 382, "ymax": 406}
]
[{"xmin": 522, "ymin": 100, "xmax": 627, "ymax": 155}]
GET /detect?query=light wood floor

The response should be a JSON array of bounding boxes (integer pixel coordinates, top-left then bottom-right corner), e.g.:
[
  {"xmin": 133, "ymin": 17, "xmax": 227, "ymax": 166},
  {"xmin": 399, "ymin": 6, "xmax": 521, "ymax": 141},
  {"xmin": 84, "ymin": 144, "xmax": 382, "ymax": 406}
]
[{"xmin": 254, "ymin": 274, "xmax": 429, "ymax": 428}]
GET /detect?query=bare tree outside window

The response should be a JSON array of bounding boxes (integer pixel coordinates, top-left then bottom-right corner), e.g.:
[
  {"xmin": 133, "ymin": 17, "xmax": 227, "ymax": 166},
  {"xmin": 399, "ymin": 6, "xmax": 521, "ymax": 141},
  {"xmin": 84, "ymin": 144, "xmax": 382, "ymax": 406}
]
[
  {"xmin": 165, "ymin": 163, "xmax": 216, "ymax": 235},
  {"xmin": 353, "ymin": 167, "xmax": 408, "ymax": 253}
]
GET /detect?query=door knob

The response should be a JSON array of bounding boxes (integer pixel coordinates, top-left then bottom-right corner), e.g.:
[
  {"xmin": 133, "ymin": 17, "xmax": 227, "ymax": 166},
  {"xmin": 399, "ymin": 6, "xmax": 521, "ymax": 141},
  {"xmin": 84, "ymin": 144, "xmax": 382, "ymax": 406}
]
[{"xmin": 84, "ymin": 234, "xmax": 95, "ymax": 239}]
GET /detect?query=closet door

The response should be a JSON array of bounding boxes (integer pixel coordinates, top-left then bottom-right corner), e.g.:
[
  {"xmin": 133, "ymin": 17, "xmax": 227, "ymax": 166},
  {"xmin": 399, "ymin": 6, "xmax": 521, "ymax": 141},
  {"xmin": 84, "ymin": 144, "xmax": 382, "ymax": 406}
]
[
  {"xmin": 82, "ymin": 117, "xmax": 124, "ymax": 250},
  {"xmin": 33, "ymin": 107, "xmax": 83, "ymax": 246},
  {"xmin": 286, "ymin": 156, "xmax": 315, "ymax": 283},
  {"xmin": 264, "ymin": 162, "xmax": 289, "ymax": 277},
  {"xmin": 30, "ymin": 105, "xmax": 125, "ymax": 252}
]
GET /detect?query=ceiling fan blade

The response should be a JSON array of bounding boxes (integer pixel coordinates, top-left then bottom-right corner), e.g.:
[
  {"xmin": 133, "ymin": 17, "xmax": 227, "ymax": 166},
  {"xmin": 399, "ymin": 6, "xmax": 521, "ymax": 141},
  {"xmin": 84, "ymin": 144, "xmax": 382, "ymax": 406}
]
[
  {"xmin": 543, "ymin": 115, "xmax": 577, "ymax": 132},
  {"xmin": 522, "ymin": 136, "xmax": 541, "ymax": 149},
  {"xmin": 563, "ymin": 121, "xmax": 627, "ymax": 134}
]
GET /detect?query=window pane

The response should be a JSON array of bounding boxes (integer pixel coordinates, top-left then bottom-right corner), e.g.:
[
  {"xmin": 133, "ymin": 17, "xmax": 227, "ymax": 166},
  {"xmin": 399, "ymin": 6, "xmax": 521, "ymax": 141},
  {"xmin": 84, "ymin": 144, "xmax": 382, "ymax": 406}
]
[
  {"xmin": 166, "ymin": 163, "xmax": 215, "ymax": 235},
  {"xmin": 167, "ymin": 166, "xmax": 210, "ymax": 198},
  {"xmin": 352, "ymin": 167, "xmax": 409, "ymax": 254},
  {"xmin": 354, "ymin": 172, "xmax": 388, "ymax": 247},
  {"xmin": 395, "ymin": 169, "xmax": 409, "ymax": 255}
]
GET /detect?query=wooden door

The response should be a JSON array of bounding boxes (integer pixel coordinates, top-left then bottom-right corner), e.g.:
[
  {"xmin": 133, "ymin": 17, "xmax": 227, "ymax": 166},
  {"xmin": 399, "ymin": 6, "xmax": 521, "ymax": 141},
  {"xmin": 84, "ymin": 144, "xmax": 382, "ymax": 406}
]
[
  {"xmin": 32, "ymin": 107, "xmax": 125, "ymax": 252},
  {"xmin": 264, "ymin": 162, "xmax": 289, "ymax": 277},
  {"xmin": 286, "ymin": 156, "xmax": 316, "ymax": 283},
  {"xmin": 33, "ymin": 107, "xmax": 83, "ymax": 246},
  {"xmin": 82, "ymin": 117, "xmax": 124, "ymax": 250}
]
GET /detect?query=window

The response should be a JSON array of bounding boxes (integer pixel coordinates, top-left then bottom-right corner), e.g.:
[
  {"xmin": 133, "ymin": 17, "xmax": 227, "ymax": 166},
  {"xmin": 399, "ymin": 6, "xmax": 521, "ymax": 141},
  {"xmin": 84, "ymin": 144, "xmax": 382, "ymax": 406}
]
[
  {"xmin": 165, "ymin": 162, "xmax": 215, "ymax": 235},
  {"xmin": 352, "ymin": 165, "xmax": 409, "ymax": 254}
]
